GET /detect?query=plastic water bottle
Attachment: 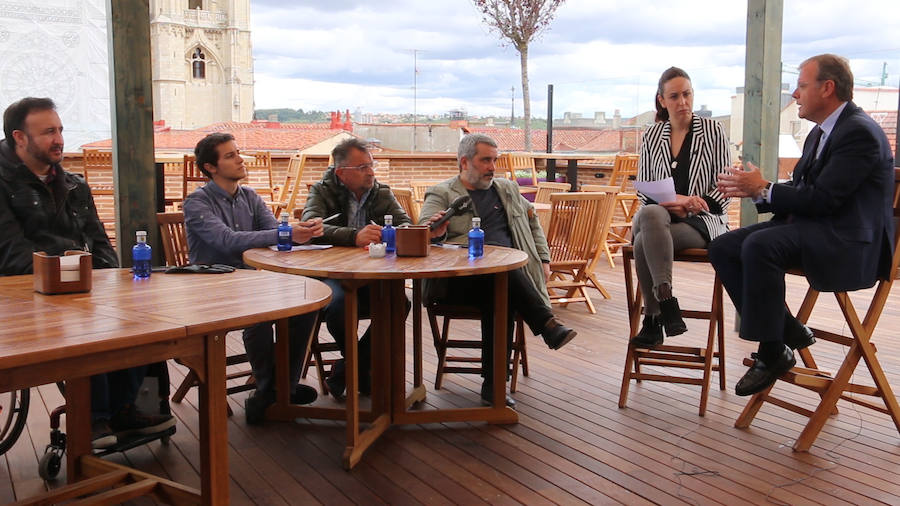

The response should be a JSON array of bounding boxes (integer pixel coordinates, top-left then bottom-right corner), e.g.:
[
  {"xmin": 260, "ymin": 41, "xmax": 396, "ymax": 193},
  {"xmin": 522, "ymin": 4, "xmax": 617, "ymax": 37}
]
[
  {"xmin": 132, "ymin": 230, "xmax": 151, "ymax": 279},
  {"xmin": 382, "ymin": 214, "xmax": 396, "ymax": 254},
  {"xmin": 468, "ymin": 217, "xmax": 484, "ymax": 259},
  {"xmin": 277, "ymin": 212, "xmax": 292, "ymax": 251}
]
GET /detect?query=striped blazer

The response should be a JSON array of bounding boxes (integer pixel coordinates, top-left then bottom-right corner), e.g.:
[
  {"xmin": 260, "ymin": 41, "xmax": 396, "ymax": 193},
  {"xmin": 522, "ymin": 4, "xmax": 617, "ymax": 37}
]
[{"xmin": 637, "ymin": 115, "xmax": 732, "ymax": 240}]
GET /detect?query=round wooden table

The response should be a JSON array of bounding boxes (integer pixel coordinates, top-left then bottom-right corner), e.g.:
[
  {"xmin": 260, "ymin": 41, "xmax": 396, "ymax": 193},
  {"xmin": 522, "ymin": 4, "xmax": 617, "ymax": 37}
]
[{"xmin": 244, "ymin": 244, "xmax": 528, "ymax": 469}]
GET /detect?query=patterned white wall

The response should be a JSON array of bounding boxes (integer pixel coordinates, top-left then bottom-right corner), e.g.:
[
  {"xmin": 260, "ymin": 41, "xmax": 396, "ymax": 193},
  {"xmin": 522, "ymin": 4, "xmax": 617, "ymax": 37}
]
[{"xmin": 0, "ymin": 0, "xmax": 110, "ymax": 151}]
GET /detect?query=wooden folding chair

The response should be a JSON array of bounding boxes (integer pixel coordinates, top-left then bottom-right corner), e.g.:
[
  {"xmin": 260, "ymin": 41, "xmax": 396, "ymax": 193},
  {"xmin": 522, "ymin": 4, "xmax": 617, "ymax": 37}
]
[
  {"xmin": 156, "ymin": 212, "xmax": 254, "ymax": 415},
  {"xmin": 545, "ymin": 191, "xmax": 618, "ymax": 313},
  {"xmin": 619, "ymin": 247, "xmax": 726, "ymax": 416},
  {"xmin": 82, "ymin": 149, "xmax": 116, "ymax": 246},
  {"xmin": 243, "ymin": 150, "xmax": 275, "ymax": 207},
  {"xmin": 300, "ymin": 318, "xmax": 343, "ymax": 396},
  {"xmin": 585, "ymin": 153, "xmax": 641, "ymax": 267},
  {"xmin": 496, "ymin": 153, "xmax": 539, "ymax": 195},
  {"xmin": 156, "ymin": 212, "xmax": 189, "ymax": 267},
  {"xmin": 735, "ymin": 168, "xmax": 900, "ymax": 451},
  {"xmin": 426, "ymin": 304, "xmax": 529, "ymax": 393},
  {"xmin": 392, "ymin": 187, "xmax": 418, "ymax": 223},
  {"xmin": 410, "ymin": 180, "xmax": 443, "ymax": 212},
  {"xmin": 273, "ymin": 153, "xmax": 308, "ymax": 217},
  {"xmin": 534, "ymin": 181, "xmax": 571, "ymax": 205},
  {"xmin": 581, "ymin": 183, "xmax": 628, "ymax": 273},
  {"xmin": 181, "ymin": 154, "xmax": 207, "ymax": 203}
]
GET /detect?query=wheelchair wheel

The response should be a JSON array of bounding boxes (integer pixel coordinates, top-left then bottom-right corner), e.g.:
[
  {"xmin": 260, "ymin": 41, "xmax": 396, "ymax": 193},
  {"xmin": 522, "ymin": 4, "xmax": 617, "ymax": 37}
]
[
  {"xmin": 38, "ymin": 451, "xmax": 62, "ymax": 480},
  {"xmin": 0, "ymin": 389, "xmax": 29, "ymax": 455}
]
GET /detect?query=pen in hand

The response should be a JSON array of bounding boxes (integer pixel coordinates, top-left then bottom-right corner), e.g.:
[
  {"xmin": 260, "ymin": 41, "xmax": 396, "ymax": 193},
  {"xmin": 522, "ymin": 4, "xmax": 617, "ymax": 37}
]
[{"xmin": 322, "ymin": 213, "xmax": 341, "ymax": 224}]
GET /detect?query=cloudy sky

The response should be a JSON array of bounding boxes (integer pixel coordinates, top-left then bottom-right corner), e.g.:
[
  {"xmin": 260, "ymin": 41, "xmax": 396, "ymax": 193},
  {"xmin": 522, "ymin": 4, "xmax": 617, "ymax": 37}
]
[{"xmin": 250, "ymin": 0, "xmax": 900, "ymax": 120}]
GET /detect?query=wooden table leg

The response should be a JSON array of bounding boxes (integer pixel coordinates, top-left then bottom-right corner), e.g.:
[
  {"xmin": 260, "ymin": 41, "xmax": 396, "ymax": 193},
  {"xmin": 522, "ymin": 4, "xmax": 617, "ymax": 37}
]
[
  {"xmin": 65, "ymin": 376, "xmax": 91, "ymax": 482},
  {"xmin": 341, "ymin": 280, "xmax": 391, "ymax": 470},
  {"xmin": 274, "ymin": 318, "xmax": 290, "ymax": 409},
  {"xmin": 199, "ymin": 332, "xmax": 228, "ymax": 505},
  {"xmin": 412, "ymin": 279, "xmax": 424, "ymax": 397},
  {"xmin": 492, "ymin": 271, "xmax": 509, "ymax": 414}
]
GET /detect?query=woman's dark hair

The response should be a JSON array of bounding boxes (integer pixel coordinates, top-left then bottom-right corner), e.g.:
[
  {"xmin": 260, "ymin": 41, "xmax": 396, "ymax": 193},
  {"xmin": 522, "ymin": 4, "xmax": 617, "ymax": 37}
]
[
  {"xmin": 194, "ymin": 132, "xmax": 235, "ymax": 178},
  {"xmin": 655, "ymin": 67, "xmax": 691, "ymax": 122}
]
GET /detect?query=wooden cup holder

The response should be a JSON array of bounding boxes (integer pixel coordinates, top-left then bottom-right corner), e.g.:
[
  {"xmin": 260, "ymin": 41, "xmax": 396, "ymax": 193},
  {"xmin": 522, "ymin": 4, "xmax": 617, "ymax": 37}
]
[
  {"xmin": 395, "ymin": 226, "xmax": 430, "ymax": 257},
  {"xmin": 33, "ymin": 251, "xmax": 93, "ymax": 294}
]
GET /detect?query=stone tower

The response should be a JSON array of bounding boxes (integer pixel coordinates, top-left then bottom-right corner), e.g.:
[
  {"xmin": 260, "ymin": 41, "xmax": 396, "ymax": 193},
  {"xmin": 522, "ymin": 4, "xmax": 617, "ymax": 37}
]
[{"xmin": 149, "ymin": 0, "xmax": 254, "ymax": 129}]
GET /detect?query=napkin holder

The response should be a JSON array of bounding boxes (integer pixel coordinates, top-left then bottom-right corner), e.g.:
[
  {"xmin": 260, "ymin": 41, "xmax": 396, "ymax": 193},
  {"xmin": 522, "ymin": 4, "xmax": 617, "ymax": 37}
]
[
  {"xmin": 395, "ymin": 226, "xmax": 430, "ymax": 257},
  {"xmin": 33, "ymin": 251, "xmax": 93, "ymax": 294}
]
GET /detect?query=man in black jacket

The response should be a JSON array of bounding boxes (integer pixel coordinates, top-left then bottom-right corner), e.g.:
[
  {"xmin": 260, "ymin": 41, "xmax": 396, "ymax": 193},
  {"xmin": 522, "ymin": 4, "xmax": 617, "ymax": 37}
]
[
  {"xmin": 301, "ymin": 138, "xmax": 411, "ymax": 398},
  {"xmin": 0, "ymin": 97, "xmax": 173, "ymax": 448}
]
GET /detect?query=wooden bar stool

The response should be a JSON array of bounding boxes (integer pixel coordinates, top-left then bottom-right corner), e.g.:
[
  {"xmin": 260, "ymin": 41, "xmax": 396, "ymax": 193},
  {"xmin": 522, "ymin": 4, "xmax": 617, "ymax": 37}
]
[
  {"xmin": 735, "ymin": 168, "xmax": 900, "ymax": 451},
  {"xmin": 619, "ymin": 247, "xmax": 726, "ymax": 416},
  {"xmin": 426, "ymin": 303, "xmax": 528, "ymax": 393}
]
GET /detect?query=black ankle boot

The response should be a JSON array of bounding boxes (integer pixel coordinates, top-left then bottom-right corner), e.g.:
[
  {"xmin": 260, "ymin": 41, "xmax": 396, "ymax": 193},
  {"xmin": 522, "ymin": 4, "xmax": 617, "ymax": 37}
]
[
  {"xmin": 630, "ymin": 314, "xmax": 663, "ymax": 347},
  {"xmin": 658, "ymin": 297, "xmax": 688, "ymax": 337}
]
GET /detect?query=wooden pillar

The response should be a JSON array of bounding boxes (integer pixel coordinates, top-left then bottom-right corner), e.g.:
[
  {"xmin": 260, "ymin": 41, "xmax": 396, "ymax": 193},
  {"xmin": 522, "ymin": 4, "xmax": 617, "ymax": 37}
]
[
  {"xmin": 107, "ymin": 0, "xmax": 160, "ymax": 266},
  {"xmin": 741, "ymin": 0, "xmax": 783, "ymax": 227}
]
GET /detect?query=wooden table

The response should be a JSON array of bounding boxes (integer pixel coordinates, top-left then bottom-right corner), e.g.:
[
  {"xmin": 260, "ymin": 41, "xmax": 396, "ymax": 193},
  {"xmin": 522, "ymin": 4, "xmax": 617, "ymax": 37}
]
[
  {"xmin": 530, "ymin": 152, "xmax": 612, "ymax": 190},
  {"xmin": 0, "ymin": 269, "xmax": 331, "ymax": 505},
  {"xmin": 243, "ymin": 245, "xmax": 528, "ymax": 469}
]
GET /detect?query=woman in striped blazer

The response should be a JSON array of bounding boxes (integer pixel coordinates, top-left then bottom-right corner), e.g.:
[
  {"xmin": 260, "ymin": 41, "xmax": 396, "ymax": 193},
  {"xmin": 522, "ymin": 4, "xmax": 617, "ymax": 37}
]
[{"xmin": 630, "ymin": 67, "xmax": 732, "ymax": 347}]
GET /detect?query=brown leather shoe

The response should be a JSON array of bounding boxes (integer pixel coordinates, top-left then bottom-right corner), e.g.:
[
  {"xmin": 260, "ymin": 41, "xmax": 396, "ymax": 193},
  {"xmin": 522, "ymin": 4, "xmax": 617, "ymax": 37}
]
[{"xmin": 541, "ymin": 317, "xmax": 577, "ymax": 350}]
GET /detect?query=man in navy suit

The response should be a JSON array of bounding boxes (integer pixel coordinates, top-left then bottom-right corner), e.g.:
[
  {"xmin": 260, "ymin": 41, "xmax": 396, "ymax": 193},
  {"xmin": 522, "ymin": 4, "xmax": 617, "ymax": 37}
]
[{"xmin": 709, "ymin": 54, "xmax": 895, "ymax": 396}]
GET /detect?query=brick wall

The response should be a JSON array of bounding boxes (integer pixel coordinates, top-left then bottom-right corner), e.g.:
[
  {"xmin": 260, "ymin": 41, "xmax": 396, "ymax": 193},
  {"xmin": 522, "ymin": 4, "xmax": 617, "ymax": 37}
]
[{"xmin": 62, "ymin": 150, "xmax": 747, "ymax": 240}]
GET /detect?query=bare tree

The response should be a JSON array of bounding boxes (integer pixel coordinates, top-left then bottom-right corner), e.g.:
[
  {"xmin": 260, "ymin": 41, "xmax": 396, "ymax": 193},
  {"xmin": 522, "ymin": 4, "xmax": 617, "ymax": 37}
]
[{"xmin": 473, "ymin": 0, "xmax": 565, "ymax": 151}]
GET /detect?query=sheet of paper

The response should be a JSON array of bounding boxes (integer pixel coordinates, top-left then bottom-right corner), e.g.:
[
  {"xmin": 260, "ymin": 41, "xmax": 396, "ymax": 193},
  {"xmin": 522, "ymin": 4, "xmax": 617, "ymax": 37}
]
[
  {"xmin": 268, "ymin": 244, "xmax": 333, "ymax": 251},
  {"xmin": 634, "ymin": 177, "xmax": 676, "ymax": 204}
]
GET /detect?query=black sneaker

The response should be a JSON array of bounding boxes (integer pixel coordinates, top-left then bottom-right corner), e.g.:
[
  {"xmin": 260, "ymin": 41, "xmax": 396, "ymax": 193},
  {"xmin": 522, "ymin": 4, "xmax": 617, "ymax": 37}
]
[
  {"xmin": 291, "ymin": 384, "xmax": 318, "ymax": 405},
  {"xmin": 244, "ymin": 390, "xmax": 274, "ymax": 425},
  {"xmin": 630, "ymin": 314, "xmax": 663, "ymax": 348},
  {"xmin": 541, "ymin": 317, "xmax": 577, "ymax": 350},
  {"xmin": 91, "ymin": 419, "xmax": 117, "ymax": 449},
  {"xmin": 325, "ymin": 359, "xmax": 347, "ymax": 399},
  {"xmin": 658, "ymin": 297, "xmax": 688, "ymax": 337},
  {"xmin": 480, "ymin": 383, "xmax": 516, "ymax": 408},
  {"xmin": 109, "ymin": 405, "xmax": 175, "ymax": 438}
]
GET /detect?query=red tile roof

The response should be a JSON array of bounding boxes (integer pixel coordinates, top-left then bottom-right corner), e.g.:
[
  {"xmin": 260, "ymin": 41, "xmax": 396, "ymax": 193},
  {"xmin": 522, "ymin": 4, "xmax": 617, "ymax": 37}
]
[
  {"xmin": 869, "ymin": 110, "xmax": 897, "ymax": 154},
  {"xmin": 465, "ymin": 127, "xmax": 614, "ymax": 152},
  {"xmin": 83, "ymin": 122, "xmax": 350, "ymax": 151}
]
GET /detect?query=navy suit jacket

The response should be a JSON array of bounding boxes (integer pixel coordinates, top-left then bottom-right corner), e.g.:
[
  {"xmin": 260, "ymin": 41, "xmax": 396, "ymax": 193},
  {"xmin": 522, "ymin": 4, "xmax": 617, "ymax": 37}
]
[{"xmin": 757, "ymin": 102, "xmax": 894, "ymax": 292}]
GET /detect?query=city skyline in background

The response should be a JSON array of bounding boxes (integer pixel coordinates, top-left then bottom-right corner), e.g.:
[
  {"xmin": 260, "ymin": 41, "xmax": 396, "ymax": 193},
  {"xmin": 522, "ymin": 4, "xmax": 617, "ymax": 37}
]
[{"xmin": 250, "ymin": 0, "xmax": 900, "ymax": 120}]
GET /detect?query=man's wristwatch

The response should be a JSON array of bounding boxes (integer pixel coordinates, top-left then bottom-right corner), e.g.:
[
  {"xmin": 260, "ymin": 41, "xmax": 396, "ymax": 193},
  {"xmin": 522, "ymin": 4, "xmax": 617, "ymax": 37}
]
[{"xmin": 759, "ymin": 181, "xmax": 773, "ymax": 202}]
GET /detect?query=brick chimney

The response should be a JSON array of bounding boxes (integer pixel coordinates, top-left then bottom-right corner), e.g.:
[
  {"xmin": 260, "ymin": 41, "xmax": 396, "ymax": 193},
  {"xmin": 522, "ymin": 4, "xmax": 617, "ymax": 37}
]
[{"xmin": 342, "ymin": 109, "xmax": 352, "ymax": 131}]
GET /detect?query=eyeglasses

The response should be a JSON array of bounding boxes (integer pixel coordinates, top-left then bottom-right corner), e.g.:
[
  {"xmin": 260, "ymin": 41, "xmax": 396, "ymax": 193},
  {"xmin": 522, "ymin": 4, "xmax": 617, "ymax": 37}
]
[{"xmin": 339, "ymin": 162, "xmax": 377, "ymax": 172}]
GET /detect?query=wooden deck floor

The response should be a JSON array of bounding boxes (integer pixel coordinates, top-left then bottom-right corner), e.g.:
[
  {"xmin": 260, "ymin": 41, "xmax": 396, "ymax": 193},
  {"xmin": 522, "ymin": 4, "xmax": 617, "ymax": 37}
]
[{"xmin": 4, "ymin": 260, "xmax": 900, "ymax": 505}]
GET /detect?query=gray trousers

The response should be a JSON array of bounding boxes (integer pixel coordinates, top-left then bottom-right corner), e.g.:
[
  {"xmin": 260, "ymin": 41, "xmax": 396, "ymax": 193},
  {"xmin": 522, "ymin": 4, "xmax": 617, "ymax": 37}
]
[
  {"xmin": 242, "ymin": 313, "xmax": 317, "ymax": 396},
  {"xmin": 631, "ymin": 205, "xmax": 707, "ymax": 314}
]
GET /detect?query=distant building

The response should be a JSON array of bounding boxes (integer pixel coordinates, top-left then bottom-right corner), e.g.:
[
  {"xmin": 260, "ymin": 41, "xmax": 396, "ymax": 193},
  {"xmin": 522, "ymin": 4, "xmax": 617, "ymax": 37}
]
[
  {"xmin": 0, "ymin": 0, "xmax": 112, "ymax": 149},
  {"xmin": 729, "ymin": 84, "xmax": 897, "ymax": 163},
  {"xmin": 150, "ymin": 0, "xmax": 255, "ymax": 129}
]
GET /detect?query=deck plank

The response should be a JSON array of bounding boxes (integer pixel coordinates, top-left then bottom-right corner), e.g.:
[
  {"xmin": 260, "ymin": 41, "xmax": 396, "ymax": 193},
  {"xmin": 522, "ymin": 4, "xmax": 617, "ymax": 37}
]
[{"xmin": 4, "ymin": 260, "xmax": 900, "ymax": 504}]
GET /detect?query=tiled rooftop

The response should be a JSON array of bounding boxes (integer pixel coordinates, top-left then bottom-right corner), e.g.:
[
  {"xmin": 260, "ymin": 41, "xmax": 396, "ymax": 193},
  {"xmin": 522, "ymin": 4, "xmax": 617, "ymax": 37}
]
[{"xmin": 83, "ymin": 121, "xmax": 351, "ymax": 151}]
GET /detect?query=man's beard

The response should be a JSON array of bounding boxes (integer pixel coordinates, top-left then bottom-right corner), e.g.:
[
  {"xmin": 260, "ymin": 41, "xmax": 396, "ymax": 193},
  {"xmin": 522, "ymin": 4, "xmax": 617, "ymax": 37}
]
[
  {"xmin": 26, "ymin": 136, "xmax": 63, "ymax": 165},
  {"xmin": 463, "ymin": 169, "xmax": 492, "ymax": 190}
]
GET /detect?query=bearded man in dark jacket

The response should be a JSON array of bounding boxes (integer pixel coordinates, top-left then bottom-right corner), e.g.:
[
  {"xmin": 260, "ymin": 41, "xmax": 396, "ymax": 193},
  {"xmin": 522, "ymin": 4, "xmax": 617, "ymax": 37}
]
[{"xmin": 0, "ymin": 97, "xmax": 173, "ymax": 448}]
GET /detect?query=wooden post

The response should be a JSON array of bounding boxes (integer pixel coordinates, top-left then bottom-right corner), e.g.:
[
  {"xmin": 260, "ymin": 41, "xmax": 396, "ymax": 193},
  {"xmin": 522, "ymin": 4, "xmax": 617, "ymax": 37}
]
[
  {"xmin": 107, "ymin": 0, "xmax": 160, "ymax": 267},
  {"xmin": 741, "ymin": 0, "xmax": 783, "ymax": 228}
]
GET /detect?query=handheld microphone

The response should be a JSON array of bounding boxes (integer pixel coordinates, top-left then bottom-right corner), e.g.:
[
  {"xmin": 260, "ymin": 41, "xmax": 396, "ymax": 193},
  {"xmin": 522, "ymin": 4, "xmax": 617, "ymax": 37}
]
[{"xmin": 428, "ymin": 195, "xmax": 472, "ymax": 231}]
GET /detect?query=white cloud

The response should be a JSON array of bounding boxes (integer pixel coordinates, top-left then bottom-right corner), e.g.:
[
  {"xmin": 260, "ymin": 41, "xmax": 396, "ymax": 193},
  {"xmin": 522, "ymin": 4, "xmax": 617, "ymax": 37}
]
[{"xmin": 250, "ymin": 0, "xmax": 900, "ymax": 119}]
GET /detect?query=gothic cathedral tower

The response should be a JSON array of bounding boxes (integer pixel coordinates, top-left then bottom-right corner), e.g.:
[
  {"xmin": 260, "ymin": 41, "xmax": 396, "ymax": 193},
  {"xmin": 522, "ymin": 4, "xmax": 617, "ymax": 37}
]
[{"xmin": 149, "ymin": 0, "xmax": 253, "ymax": 129}]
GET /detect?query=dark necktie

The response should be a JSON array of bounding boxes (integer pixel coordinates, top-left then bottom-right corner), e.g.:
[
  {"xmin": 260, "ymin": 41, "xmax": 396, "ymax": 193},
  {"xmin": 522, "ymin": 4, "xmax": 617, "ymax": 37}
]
[{"xmin": 798, "ymin": 128, "xmax": 824, "ymax": 186}]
